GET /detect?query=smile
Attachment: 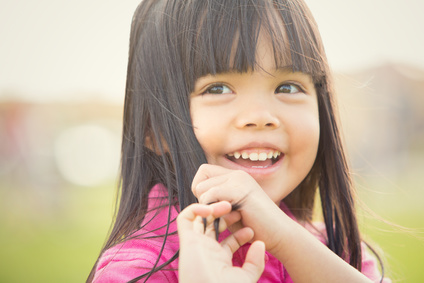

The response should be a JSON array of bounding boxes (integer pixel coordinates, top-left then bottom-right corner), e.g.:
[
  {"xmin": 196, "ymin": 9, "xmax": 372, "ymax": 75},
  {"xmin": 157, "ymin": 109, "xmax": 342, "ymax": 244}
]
[
  {"xmin": 226, "ymin": 149, "xmax": 283, "ymax": 169},
  {"xmin": 227, "ymin": 150, "xmax": 281, "ymax": 161}
]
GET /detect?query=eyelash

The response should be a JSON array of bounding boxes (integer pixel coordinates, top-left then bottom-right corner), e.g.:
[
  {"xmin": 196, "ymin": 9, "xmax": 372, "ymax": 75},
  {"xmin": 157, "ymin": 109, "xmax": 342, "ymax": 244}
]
[
  {"xmin": 201, "ymin": 82, "xmax": 305, "ymax": 95},
  {"xmin": 275, "ymin": 83, "xmax": 305, "ymax": 94},
  {"xmin": 201, "ymin": 84, "xmax": 233, "ymax": 95}
]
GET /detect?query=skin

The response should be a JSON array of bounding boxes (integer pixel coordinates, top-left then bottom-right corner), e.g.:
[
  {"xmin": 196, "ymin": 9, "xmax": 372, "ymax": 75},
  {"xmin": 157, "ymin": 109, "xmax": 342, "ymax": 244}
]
[
  {"xmin": 178, "ymin": 201, "xmax": 265, "ymax": 283},
  {"xmin": 177, "ymin": 38, "xmax": 372, "ymax": 282},
  {"xmin": 189, "ymin": 40, "xmax": 320, "ymax": 204}
]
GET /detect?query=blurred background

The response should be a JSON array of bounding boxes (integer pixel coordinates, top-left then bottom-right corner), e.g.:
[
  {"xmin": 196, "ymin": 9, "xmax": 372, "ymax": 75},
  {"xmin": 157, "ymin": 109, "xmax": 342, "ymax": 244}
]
[{"xmin": 1, "ymin": 0, "xmax": 423, "ymax": 282}]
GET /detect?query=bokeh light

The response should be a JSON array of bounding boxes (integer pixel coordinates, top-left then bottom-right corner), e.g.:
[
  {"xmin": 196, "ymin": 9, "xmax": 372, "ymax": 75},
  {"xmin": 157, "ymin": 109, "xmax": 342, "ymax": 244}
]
[{"xmin": 54, "ymin": 124, "xmax": 120, "ymax": 187}]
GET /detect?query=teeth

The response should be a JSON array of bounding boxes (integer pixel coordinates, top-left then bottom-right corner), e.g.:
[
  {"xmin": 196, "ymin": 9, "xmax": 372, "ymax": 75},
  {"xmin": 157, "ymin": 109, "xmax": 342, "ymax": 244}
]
[
  {"xmin": 228, "ymin": 150, "xmax": 281, "ymax": 161},
  {"xmin": 258, "ymin": 152, "xmax": 267, "ymax": 161},
  {"xmin": 249, "ymin": 153, "xmax": 259, "ymax": 161}
]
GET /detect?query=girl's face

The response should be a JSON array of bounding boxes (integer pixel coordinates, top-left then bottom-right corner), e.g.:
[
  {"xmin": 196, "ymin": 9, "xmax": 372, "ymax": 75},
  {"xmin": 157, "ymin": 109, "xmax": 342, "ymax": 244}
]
[{"xmin": 190, "ymin": 39, "xmax": 320, "ymax": 204}]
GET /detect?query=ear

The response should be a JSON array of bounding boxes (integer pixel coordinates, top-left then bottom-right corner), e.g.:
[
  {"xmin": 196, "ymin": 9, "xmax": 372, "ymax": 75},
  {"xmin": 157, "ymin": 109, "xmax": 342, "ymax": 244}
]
[{"xmin": 144, "ymin": 131, "xmax": 169, "ymax": 155}]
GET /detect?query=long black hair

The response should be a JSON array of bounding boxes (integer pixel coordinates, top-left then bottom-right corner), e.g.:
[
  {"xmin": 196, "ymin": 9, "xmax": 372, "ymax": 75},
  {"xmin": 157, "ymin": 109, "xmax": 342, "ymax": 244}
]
[{"xmin": 88, "ymin": 0, "xmax": 373, "ymax": 281}]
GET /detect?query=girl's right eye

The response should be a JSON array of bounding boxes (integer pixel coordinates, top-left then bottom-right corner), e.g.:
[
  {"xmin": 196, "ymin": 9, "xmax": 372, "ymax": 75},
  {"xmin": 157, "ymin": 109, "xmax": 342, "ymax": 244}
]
[{"xmin": 202, "ymin": 84, "xmax": 233, "ymax": 95}]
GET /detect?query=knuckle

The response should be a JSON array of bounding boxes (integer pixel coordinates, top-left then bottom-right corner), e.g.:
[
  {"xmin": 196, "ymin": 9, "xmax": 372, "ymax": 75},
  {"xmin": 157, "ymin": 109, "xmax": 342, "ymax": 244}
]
[
  {"xmin": 199, "ymin": 193, "xmax": 207, "ymax": 204},
  {"xmin": 176, "ymin": 211, "xmax": 184, "ymax": 224},
  {"xmin": 177, "ymin": 204, "xmax": 194, "ymax": 221},
  {"xmin": 198, "ymin": 163, "xmax": 209, "ymax": 171},
  {"xmin": 191, "ymin": 184, "xmax": 198, "ymax": 196}
]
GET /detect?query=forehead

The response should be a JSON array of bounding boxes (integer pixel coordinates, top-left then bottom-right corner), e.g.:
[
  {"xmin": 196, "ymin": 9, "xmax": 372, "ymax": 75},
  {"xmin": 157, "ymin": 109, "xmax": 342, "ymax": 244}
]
[
  {"xmin": 199, "ymin": 18, "xmax": 293, "ymax": 79},
  {"xmin": 179, "ymin": 0, "xmax": 326, "ymax": 90},
  {"xmin": 251, "ymin": 30, "xmax": 291, "ymax": 73}
]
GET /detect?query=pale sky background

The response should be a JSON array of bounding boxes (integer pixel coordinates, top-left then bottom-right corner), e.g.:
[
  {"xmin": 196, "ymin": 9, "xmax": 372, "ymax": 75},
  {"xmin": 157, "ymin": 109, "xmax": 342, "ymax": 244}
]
[{"xmin": 1, "ymin": 0, "xmax": 423, "ymax": 103}]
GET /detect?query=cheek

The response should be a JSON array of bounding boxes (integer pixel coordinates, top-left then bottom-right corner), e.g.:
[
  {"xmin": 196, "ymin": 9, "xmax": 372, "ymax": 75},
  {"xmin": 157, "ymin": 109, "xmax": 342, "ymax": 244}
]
[
  {"xmin": 191, "ymin": 110, "xmax": 225, "ymax": 159},
  {"xmin": 302, "ymin": 119, "xmax": 320, "ymax": 151},
  {"xmin": 190, "ymin": 103, "xmax": 206, "ymax": 142},
  {"xmin": 193, "ymin": 129, "xmax": 222, "ymax": 164},
  {"xmin": 289, "ymin": 110, "xmax": 320, "ymax": 162}
]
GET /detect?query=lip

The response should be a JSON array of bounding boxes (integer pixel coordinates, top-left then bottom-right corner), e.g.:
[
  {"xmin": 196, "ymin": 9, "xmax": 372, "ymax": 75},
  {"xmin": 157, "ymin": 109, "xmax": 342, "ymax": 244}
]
[{"xmin": 226, "ymin": 141, "xmax": 283, "ymax": 155}]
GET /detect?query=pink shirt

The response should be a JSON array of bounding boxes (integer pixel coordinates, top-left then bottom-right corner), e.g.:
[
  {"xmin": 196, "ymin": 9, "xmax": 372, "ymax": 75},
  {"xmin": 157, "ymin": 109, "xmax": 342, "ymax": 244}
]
[{"xmin": 93, "ymin": 184, "xmax": 390, "ymax": 282}]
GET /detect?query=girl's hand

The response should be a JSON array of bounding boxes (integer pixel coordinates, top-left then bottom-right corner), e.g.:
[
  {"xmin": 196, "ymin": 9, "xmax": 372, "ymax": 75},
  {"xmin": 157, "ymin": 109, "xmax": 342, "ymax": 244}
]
[
  {"xmin": 191, "ymin": 164, "xmax": 287, "ymax": 255},
  {"xmin": 177, "ymin": 201, "xmax": 265, "ymax": 283},
  {"xmin": 191, "ymin": 165, "xmax": 375, "ymax": 283}
]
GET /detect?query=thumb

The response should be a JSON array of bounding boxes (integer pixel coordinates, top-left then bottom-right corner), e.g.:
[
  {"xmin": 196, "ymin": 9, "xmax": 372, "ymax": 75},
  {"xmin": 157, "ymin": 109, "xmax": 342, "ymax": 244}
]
[{"xmin": 241, "ymin": 240, "xmax": 266, "ymax": 282}]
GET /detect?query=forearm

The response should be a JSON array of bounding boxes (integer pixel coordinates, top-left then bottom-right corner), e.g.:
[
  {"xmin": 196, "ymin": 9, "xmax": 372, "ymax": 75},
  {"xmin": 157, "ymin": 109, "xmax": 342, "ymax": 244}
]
[{"xmin": 271, "ymin": 213, "xmax": 372, "ymax": 283}]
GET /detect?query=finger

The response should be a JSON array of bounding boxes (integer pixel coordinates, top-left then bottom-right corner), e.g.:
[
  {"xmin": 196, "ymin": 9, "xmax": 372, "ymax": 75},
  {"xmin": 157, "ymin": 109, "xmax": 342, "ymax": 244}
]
[
  {"xmin": 202, "ymin": 209, "xmax": 240, "ymax": 235},
  {"xmin": 177, "ymin": 204, "xmax": 213, "ymax": 232},
  {"xmin": 221, "ymin": 210, "xmax": 242, "ymax": 228},
  {"xmin": 221, "ymin": 227, "xmax": 254, "ymax": 255},
  {"xmin": 202, "ymin": 201, "xmax": 232, "ymax": 238},
  {"xmin": 215, "ymin": 211, "xmax": 244, "ymax": 239},
  {"xmin": 195, "ymin": 215, "xmax": 208, "ymax": 234},
  {"xmin": 192, "ymin": 173, "xmax": 230, "ymax": 199},
  {"xmin": 197, "ymin": 182, "xmax": 246, "ymax": 206},
  {"xmin": 227, "ymin": 220, "xmax": 244, "ymax": 235},
  {"xmin": 209, "ymin": 201, "xmax": 232, "ymax": 218},
  {"xmin": 242, "ymin": 241, "xmax": 266, "ymax": 282},
  {"xmin": 203, "ymin": 214, "xmax": 218, "ymax": 238},
  {"xmin": 192, "ymin": 164, "xmax": 233, "ymax": 195}
]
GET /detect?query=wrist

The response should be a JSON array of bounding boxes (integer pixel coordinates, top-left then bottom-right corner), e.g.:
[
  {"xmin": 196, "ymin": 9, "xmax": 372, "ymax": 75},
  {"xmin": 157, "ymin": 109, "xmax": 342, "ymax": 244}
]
[{"xmin": 264, "ymin": 208, "xmax": 297, "ymax": 257}]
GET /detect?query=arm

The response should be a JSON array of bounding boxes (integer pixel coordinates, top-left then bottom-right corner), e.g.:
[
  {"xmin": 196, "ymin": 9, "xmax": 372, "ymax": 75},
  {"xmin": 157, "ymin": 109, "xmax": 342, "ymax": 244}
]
[
  {"xmin": 192, "ymin": 164, "xmax": 372, "ymax": 283},
  {"xmin": 270, "ymin": 210, "xmax": 373, "ymax": 283}
]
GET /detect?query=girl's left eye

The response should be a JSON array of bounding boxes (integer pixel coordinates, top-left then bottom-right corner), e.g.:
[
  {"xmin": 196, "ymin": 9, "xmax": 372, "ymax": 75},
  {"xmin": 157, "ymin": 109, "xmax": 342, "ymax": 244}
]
[
  {"xmin": 203, "ymin": 84, "xmax": 233, "ymax": 95},
  {"xmin": 275, "ymin": 83, "xmax": 303, "ymax": 94}
]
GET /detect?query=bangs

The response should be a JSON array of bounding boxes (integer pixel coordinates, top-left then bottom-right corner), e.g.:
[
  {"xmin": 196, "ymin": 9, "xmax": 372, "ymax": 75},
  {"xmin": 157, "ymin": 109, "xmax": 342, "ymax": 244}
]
[{"xmin": 176, "ymin": 0, "xmax": 327, "ymax": 91}]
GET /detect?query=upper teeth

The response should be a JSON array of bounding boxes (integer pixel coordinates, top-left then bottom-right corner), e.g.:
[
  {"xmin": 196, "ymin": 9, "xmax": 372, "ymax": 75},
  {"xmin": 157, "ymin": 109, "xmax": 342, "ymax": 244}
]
[{"xmin": 228, "ymin": 150, "xmax": 281, "ymax": 161}]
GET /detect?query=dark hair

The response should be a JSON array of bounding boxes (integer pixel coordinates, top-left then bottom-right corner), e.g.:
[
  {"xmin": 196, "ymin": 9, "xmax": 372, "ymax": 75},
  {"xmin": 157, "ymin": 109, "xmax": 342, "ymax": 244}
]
[{"xmin": 88, "ymin": 0, "xmax": 373, "ymax": 281}]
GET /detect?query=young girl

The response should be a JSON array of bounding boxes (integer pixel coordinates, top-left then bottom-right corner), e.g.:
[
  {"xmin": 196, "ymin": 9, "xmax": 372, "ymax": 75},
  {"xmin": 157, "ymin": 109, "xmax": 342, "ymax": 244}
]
[{"xmin": 88, "ymin": 0, "xmax": 391, "ymax": 282}]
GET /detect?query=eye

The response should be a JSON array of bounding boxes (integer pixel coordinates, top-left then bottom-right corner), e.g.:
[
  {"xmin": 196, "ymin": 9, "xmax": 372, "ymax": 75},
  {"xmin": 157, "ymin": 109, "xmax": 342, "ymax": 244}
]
[
  {"xmin": 275, "ymin": 83, "xmax": 303, "ymax": 94},
  {"xmin": 202, "ymin": 84, "xmax": 233, "ymax": 95}
]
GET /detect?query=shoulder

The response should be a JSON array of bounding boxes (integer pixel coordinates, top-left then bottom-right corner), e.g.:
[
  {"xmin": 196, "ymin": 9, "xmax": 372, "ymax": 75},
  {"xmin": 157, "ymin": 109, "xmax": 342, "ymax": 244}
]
[
  {"xmin": 93, "ymin": 235, "xmax": 179, "ymax": 283},
  {"xmin": 93, "ymin": 184, "xmax": 180, "ymax": 282}
]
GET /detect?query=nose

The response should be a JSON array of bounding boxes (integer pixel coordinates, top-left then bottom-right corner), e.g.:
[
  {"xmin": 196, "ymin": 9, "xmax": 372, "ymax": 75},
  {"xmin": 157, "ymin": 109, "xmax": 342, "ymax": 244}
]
[{"xmin": 234, "ymin": 99, "xmax": 280, "ymax": 130}]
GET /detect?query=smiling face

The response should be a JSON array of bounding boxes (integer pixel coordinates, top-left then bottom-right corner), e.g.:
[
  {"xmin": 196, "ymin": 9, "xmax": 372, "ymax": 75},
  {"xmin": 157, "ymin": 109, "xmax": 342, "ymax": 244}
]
[{"xmin": 190, "ymin": 38, "xmax": 320, "ymax": 204}]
